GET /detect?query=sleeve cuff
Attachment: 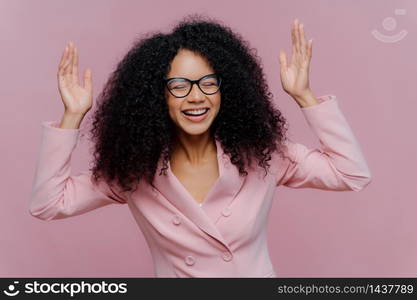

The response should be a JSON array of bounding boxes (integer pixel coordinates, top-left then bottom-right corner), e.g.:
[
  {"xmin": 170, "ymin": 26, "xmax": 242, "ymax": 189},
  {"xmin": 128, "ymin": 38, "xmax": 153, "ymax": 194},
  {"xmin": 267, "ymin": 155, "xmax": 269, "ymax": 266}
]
[
  {"xmin": 41, "ymin": 121, "xmax": 81, "ymax": 146},
  {"xmin": 42, "ymin": 121, "xmax": 80, "ymax": 132},
  {"xmin": 300, "ymin": 94, "xmax": 337, "ymax": 111}
]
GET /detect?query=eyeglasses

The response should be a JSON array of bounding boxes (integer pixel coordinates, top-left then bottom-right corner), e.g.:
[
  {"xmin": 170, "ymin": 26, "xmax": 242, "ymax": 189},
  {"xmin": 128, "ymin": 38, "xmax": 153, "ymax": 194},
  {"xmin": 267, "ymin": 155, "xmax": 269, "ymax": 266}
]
[{"xmin": 164, "ymin": 73, "xmax": 222, "ymax": 98}]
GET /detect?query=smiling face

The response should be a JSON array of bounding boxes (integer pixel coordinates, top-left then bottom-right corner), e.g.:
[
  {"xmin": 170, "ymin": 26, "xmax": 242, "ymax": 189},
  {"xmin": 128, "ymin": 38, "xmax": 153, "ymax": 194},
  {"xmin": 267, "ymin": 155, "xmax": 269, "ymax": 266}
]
[{"xmin": 165, "ymin": 48, "xmax": 221, "ymax": 137}]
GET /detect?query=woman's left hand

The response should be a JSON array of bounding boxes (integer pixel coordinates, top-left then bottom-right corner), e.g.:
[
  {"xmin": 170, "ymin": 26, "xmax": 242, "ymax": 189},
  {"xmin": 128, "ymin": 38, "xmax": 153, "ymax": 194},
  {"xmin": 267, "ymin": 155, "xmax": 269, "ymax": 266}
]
[{"xmin": 279, "ymin": 19, "xmax": 316, "ymax": 106}]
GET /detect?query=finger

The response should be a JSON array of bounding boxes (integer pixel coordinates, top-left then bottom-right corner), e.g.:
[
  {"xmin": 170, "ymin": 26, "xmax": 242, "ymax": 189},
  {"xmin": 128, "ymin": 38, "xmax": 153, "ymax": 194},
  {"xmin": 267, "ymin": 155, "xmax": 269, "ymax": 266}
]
[
  {"xmin": 58, "ymin": 44, "xmax": 71, "ymax": 75},
  {"xmin": 291, "ymin": 20, "xmax": 297, "ymax": 56},
  {"xmin": 291, "ymin": 20, "xmax": 299, "ymax": 66},
  {"xmin": 62, "ymin": 42, "xmax": 73, "ymax": 78},
  {"xmin": 69, "ymin": 43, "xmax": 75, "ymax": 81},
  {"xmin": 60, "ymin": 44, "xmax": 73, "ymax": 78},
  {"xmin": 83, "ymin": 68, "xmax": 92, "ymax": 92},
  {"xmin": 307, "ymin": 39, "xmax": 313, "ymax": 63},
  {"xmin": 294, "ymin": 19, "xmax": 301, "ymax": 54},
  {"xmin": 58, "ymin": 45, "xmax": 69, "ymax": 69},
  {"xmin": 299, "ymin": 23, "xmax": 307, "ymax": 57},
  {"xmin": 72, "ymin": 45, "xmax": 79, "ymax": 83},
  {"xmin": 279, "ymin": 50, "xmax": 287, "ymax": 71}
]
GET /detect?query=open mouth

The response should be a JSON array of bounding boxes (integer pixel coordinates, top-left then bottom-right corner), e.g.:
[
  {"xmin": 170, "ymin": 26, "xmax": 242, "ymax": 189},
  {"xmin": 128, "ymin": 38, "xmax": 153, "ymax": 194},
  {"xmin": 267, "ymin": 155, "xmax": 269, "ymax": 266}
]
[
  {"xmin": 181, "ymin": 108, "xmax": 210, "ymax": 122},
  {"xmin": 182, "ymin": 108, "xmax": 209, "ymax": 116}
]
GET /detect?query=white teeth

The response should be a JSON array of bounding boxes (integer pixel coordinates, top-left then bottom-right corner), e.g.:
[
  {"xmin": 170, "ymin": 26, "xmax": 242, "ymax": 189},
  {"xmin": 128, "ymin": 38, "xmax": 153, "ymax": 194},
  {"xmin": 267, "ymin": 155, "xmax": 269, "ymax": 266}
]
[{"xmin": 183, "ymin": 109, "xmax": 208, "ymax": 115}]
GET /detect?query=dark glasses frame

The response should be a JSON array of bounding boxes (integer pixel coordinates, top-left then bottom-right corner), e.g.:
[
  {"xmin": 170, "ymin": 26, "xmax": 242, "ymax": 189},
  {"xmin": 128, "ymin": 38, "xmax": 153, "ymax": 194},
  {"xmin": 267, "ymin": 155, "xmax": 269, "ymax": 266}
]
[{"xmin": 163, "ymin": 73, "xmax": 222, "ymax": 98}]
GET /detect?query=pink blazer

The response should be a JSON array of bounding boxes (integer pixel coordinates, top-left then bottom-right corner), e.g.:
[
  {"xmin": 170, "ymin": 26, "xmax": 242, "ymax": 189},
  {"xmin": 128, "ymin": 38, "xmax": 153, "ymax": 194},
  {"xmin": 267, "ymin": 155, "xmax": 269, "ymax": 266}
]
[{"xmin": 29, "ymin": 95, "xmax": 372, "ymax": 277}]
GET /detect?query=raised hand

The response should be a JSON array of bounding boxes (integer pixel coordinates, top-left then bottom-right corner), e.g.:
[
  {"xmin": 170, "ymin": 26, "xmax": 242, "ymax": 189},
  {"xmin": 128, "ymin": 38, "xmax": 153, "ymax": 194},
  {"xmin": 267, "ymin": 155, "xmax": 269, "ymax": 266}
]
[
  {"xmin": 57, "ymin": 42, "xmax": 93, "ymax": 116},
  {"xmin": 279, "ymin": 19, "xmax": 316, "ymax": 107}
]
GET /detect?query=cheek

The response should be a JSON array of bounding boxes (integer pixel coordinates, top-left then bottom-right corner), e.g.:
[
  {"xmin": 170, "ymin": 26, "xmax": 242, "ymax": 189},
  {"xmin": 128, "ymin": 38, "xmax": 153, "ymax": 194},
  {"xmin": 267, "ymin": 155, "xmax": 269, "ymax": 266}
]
[{"xmin": 166, "ymin": 100, "xmax": 181, "ymax": 121}]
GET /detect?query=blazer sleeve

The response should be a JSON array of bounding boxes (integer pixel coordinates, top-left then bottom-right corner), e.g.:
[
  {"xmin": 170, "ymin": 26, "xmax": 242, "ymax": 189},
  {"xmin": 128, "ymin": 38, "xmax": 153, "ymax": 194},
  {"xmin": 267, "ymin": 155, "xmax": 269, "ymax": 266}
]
[
  {"xmin": 276, "ymin": 95, "xmax": 372, "ymax": 192},
  {"xmin": 29, "ymin": 121, "xmax": 127, "ymax": 221}
]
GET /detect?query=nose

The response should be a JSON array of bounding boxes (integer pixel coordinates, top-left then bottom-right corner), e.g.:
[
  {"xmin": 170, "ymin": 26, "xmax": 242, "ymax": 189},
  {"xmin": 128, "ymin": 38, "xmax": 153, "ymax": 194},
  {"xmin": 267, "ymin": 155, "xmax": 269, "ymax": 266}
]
[{"xmin": 187, "ymin": 82, "xmax": 205, "ymax": 102}]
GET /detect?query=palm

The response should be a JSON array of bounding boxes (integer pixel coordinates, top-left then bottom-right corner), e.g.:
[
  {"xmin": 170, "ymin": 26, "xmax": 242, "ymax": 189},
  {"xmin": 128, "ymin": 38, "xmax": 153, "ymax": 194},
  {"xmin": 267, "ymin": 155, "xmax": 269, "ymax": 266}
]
[
  {"xmin": 59, "ymin": 77, "xmax": 91, "ymax": 113},
  {"xmin": 57, "ymin": 42, "xmax": 93, "ymax": 115},
  {"xmin": 279, "ymin": 20, "xmax": 313, "ymax": 99},
  {"xmin": 281, "ymin": 63, "xmax": 308, "ymax": 95}
]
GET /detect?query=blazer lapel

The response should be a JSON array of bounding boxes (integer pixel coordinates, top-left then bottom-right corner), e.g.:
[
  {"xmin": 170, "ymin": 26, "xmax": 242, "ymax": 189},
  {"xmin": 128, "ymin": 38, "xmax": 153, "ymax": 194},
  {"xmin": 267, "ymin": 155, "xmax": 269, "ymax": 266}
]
[
  {"xmin": 152, "ymin": 139, "xmax": 245, "ymax": 251},
  {"xmin": 202, "ymin": 139, "xmax": 245, "ymax": 225}
]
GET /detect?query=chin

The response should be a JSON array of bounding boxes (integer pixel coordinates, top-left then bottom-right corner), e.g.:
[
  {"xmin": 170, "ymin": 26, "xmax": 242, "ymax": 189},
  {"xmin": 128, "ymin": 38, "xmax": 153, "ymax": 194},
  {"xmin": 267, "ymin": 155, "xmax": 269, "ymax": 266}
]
[{"xmin": 179, "ymin": 125, "xmax": 211, "ymax": 136}]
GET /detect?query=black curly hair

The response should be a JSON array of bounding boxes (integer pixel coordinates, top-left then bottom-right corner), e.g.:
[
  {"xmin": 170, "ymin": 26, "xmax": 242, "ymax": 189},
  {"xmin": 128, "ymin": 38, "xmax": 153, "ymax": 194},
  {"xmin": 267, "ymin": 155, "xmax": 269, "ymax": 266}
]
[{"xmin": 88, "ymin": 14, "xmax": 290, "ymax": 194}]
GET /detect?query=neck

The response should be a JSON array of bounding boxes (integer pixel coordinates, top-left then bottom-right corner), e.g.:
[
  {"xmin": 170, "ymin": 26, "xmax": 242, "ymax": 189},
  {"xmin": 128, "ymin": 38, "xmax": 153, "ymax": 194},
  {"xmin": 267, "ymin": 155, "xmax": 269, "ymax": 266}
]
[{"xmin": 172, "ymin": 130, "xmax": 216, "ymax": 166}]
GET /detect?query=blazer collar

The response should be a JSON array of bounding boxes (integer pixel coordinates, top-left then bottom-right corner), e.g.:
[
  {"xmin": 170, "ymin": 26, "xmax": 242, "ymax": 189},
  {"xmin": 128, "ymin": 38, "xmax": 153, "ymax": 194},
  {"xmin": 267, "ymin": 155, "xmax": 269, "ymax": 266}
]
[{"xmin": 152, "ymin": 139, "xmax": 245, "ymax": 250}]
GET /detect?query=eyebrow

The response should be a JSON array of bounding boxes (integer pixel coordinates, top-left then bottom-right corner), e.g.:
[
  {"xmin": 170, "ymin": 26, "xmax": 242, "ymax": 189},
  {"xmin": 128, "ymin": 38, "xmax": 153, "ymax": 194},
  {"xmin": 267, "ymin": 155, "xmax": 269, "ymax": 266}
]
[{"xmin": 164, "ymin": 73, "xmax": 216, "ymax": 81}]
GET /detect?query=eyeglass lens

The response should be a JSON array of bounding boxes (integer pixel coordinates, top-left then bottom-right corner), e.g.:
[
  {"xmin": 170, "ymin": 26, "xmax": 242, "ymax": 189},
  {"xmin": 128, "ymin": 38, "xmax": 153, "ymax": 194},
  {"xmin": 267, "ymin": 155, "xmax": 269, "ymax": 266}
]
[{"xmin": 167, "ymin": 75, "xmax": 220, "ymax": 97}]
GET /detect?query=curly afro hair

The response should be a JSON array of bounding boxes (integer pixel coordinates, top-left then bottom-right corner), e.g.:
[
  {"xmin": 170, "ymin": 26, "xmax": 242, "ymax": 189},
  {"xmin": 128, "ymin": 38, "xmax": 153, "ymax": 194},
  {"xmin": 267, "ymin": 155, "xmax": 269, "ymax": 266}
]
[{"xmin": 88, "ymin": 14, "xmax": 290, "ymax": 194}]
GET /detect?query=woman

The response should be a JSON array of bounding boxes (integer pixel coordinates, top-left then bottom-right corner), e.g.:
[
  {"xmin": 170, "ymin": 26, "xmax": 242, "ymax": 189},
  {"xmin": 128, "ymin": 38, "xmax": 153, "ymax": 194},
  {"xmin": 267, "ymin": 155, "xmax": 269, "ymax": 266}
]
[{"xmin": 30, "ymin": 15, "xmax": 372, "ymax": 277}]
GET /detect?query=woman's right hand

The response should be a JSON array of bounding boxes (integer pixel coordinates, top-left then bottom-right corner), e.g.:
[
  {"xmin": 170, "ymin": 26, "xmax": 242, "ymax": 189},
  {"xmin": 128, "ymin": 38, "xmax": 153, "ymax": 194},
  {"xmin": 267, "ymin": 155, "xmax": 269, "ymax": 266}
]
[{"xmin": 57, "ymin": 42, "xmax": 93, "ymax": 116}]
